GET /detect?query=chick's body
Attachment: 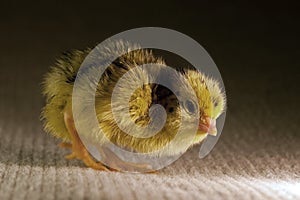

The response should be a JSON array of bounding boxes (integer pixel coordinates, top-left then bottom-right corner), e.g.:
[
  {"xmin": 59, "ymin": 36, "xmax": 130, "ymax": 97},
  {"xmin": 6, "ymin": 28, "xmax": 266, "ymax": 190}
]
[{"xmin": 41, "ymin": 41, "xmax": 225, "ymax": 171}]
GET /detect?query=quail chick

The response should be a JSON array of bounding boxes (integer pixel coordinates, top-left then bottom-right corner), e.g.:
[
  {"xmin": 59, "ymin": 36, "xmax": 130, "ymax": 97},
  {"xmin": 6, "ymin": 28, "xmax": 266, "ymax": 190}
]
[{"xmin": 41, "ymin": 41, "xmax": 226, "ymax": 172}]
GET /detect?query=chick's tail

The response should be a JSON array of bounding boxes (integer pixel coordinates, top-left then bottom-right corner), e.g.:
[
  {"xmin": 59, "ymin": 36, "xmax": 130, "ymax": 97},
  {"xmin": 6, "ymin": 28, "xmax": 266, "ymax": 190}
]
[{"xmin": 41, "ymin": 50, "xmax": 90, "ymax": 141}]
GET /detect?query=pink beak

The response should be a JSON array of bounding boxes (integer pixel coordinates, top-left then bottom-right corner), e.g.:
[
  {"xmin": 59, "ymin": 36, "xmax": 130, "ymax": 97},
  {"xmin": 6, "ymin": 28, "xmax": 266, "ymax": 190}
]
[{"xmin": 198, "ymin": 116, "xmax": 217, "ymax": 136}]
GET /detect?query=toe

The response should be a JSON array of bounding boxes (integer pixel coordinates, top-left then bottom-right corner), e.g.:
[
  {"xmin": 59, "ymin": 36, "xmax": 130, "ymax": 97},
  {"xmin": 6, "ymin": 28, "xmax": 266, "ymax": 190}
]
[{"xmin": 65, "ymin": 152, "xmax": 76, "ymax": 159}]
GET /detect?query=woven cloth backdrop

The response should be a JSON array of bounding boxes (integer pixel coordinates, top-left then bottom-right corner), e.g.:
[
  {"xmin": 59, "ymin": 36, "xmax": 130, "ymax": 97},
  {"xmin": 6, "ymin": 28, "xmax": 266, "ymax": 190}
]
[{"xmin": 0, "ymin": 1, "xmax": 299, "ymax": 200}]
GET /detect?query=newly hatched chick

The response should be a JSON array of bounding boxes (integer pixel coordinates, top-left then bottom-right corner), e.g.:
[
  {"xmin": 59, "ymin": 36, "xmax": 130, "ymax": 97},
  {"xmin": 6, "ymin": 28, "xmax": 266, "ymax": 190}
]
[{"xmin": 41, "ymin": 41, "xmax": 226, "ymax": 172}]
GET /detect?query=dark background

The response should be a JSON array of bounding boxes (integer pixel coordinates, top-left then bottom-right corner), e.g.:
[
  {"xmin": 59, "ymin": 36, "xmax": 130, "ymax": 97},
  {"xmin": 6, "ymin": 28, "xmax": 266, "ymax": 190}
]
[{"xmin": 1, "ymin": 0, "xmax": 299, "ymax": 135}]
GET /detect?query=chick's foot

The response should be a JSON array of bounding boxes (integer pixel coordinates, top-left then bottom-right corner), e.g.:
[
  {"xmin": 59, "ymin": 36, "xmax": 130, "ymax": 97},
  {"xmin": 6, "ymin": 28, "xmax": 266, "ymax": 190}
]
[
  {"xmin": 63, "ymin": 111, "xmax": 109, "ymax": 171},
  {"xmin": 99, "ymin": 147, "xmax": 157, "ymax": 173}
]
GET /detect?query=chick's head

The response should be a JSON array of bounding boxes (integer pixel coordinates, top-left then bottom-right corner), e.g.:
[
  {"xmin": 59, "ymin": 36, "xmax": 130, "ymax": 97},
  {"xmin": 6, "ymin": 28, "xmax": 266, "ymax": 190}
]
[{"xmin": 163, "ymin": 69, "xmax": 226, "ymax": 145}]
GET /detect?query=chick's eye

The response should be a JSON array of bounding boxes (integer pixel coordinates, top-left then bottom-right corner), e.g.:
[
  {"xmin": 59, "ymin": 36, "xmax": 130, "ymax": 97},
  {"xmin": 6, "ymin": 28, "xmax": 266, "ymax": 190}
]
[
  {"xmin": 214, "ymin": 101, "xmax": 218, "ymax": 107},
  {"xmin": 185, "ymin": 100, "xmax": 196, "ymax": 114}
]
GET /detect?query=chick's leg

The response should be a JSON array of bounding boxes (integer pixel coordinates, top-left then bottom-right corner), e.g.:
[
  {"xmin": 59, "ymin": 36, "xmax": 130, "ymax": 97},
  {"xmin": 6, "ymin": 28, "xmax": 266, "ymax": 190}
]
[
  {"xmin": 58, "ymin": 142, "xmax": 72, "ymax": 149},
  {"xmin": 62, "ymin": 111, "xmax": 109, "ymax": 171}
]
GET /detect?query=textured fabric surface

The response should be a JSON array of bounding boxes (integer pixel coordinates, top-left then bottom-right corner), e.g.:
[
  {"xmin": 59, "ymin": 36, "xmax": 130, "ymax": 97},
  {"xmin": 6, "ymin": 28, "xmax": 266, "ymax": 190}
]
[
  {"xmin": 0, "ymin": 1, "xmax": 299, "ymax": 200},
  {"xmin": 0, "ymin": 92, "xmax": 299, "ymax": 200}
]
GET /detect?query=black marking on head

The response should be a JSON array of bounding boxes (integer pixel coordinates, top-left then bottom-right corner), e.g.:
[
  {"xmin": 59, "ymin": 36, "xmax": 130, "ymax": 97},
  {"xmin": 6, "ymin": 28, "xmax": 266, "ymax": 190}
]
[
  {"xmin": 169, "ymin": 107, "xmax": 174, "ymax": 113},
  {"xmin": 152, "ymin": 84, "xmax": 174, "ymax": 103}
]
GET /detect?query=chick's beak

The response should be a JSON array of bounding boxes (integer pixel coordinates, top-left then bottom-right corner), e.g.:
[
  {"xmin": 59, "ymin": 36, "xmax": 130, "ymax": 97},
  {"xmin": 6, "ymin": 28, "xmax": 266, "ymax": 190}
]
[{"xmin": 198, "ymin": 116, "xmax": 217, "ymax": 136}]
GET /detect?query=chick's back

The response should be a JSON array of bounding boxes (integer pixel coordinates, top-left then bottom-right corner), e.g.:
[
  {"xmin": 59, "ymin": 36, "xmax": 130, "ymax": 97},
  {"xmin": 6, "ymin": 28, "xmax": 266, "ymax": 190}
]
[{"xmin": 41, "ymin": 42, "xmax": 165, "ymax": 143}]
